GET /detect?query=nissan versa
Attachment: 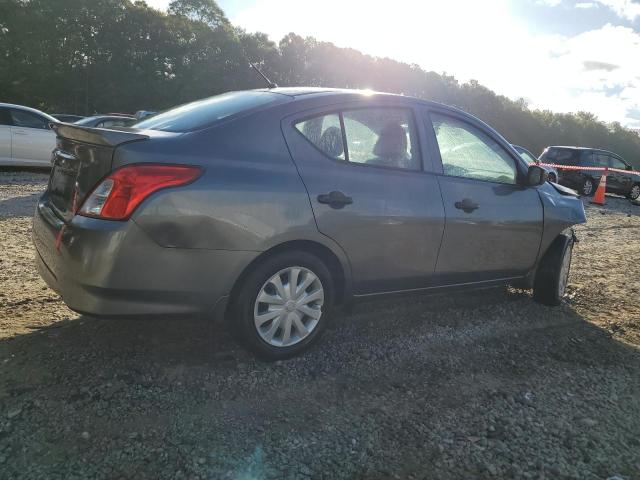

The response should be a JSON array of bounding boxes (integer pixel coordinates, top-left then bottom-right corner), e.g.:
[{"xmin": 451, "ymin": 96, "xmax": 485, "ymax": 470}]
[{"xmin": 33, "ymin": 88, "xmax": 587, "ymax": 358}]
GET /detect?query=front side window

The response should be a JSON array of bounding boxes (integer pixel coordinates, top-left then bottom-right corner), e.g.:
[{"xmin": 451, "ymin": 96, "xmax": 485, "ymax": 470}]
[
  {"xmin": 609, "ymin": 156, "xmax": 626, "ymax": 170},
  {"xmin": 294, "ymin": 108, "xmax": 419, "ymax": 170},
  {"xmin": 0, "ymin": 108, "xmax": 11, "ymax": 126},
  {"xmin": 10, "ymin": 109, "xmax": 49, "ymax": 129},
  {"xmin": 514, "ymin": 147, "xmax": 537, "ymax": 165},
  {"xmin": 430, "ymin": 113, "xmax": 517, "ymax": 184}
]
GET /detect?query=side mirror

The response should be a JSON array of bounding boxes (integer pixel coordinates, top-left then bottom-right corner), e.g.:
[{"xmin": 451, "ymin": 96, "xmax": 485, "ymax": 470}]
[
  {"xmin": 526, "ymin": 165, "xmax": 548, "ymax": 186},
  {"xmin": 626, "ymin": 165, "xmax": 633, "ymax": 171}
]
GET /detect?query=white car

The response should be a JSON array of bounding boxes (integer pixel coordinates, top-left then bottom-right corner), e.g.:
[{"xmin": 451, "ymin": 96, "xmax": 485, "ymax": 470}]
[{"xmin": 0, "ymin": 103, "xmax": 57, "ymax": 167}]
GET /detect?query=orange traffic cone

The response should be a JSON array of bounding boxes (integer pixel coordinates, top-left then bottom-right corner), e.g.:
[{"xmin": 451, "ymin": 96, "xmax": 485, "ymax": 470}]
[{"xmin": 590, "ymin": 168, "xmax": 608, "ymax": 205}]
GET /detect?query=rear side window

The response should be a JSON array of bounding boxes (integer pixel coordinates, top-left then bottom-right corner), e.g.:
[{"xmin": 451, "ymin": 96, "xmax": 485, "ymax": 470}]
[
  {"xmin": 295, "ymin": 107, "xmax": 419, "ymax": 171},
  {"xmin": 542, "ymin": 148, "xmax": 580, "ymax": 165},
  {"xmin": 343, "ymin": 109, "xmax": 419, "ymax": 170},
  {"xmin": 132, "ymin": 91, "xmax": 282, "ymax": 132}
]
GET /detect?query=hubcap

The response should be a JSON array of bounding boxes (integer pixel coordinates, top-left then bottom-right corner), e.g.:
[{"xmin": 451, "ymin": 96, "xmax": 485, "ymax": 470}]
[
  {"xmin": 583, "ymin": 180, "xmax": 593, "ymax": 195},
  {"xmin": 557, "ymin": 244, "xmax": 572, "ymax": 298},
  {"xmin": 254, "ymin": 266, "xmax": 324, "ymax": 347},
  {"xmin": 631, "ymin": 185, "xmax": 640, "ymax": 200}
]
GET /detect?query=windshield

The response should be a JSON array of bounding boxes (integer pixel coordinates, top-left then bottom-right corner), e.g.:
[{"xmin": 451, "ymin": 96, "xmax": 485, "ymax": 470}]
[{"xmin": 131, "ymin": 91, "xmax": 283, "ymax": 132}]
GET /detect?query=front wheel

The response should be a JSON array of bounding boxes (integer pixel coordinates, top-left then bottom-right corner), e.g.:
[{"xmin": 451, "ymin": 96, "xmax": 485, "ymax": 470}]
[
  {"xmin": 628, "ymin": 183, "xmax": 640, "ymax": 201},
  {"xmin": 580, "ymin": 178, "xmax": 595, "ymax": 196},
  {"xmin": 233, "ymin": 251, "xmax": 334, "ymax": 359},
  {"xmin": 533, "ymin": 236, "xmax": 574, "ymax": 306}
]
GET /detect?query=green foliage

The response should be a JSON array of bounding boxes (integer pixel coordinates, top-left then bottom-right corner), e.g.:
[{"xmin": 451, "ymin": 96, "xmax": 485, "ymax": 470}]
[{"xmin": 1, "ymin": 0, "xmax": 639, "ymax": 165}]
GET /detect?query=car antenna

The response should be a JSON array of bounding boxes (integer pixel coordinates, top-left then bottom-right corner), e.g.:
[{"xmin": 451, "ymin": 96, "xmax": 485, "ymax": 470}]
[{"xmin": 248, "ymin": 61, "xmax": 278, "ymax": 89}]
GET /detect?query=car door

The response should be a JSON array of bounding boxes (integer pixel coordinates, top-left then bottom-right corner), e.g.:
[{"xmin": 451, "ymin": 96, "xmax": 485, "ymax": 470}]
[
  {"xmin": 283, "ymin": 103, "xmax": 445, "ymax": 295},
  {"xmin": 424, "ymin": 108, "xmax": 544, "ymax": 284},
  {"xmin": 0, "ymin": 108, "xmax": 11, "ymax": 163},
  {"xmin": 608, "ymin": 155, "xmax": 631, "ymax": 194},
  {"xmin": 9, "ymin": 108, "xmax": 56, "ymax": 165}
]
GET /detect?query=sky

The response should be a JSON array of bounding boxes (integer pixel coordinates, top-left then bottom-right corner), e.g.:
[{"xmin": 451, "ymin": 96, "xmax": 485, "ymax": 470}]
[{"xmin": 145, "ymin": 0, "xmax": 640, "ymax": 128}]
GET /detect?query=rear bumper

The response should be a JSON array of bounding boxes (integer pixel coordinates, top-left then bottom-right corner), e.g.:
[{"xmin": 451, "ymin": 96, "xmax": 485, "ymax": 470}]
[{"xmin": 32, "ymin": 196, "xmax": 258, "ymax": 317}]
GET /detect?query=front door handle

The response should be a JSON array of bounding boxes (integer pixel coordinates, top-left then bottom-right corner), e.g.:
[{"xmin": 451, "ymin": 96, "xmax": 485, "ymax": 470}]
[
  {"xmin": 454, "ymin": 198, "xmax": 479, "ymax": 213},
  {"xmin": 12, "ymin": 130, "xmax": 27, "ymax": 135},
  {"xmin": 317, "ymin": 191, "xmax": 353, "ymax": 209}
]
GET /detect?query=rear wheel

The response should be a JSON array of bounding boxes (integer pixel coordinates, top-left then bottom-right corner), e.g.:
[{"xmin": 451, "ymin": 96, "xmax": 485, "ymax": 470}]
[
  {"xmin": 233, "ymin": 251, "xmax": 334, "ymax": 359},
  {"xmin": 580, "ymin": 178, "xmax": 595, "ymax": 196},
  {"xmin": 533, "ymin": 236, "xmax": 573, "ymax": 306},
  {"xmin": 628, "ymin": 183, "xmax": 640, "ymax": 200}
]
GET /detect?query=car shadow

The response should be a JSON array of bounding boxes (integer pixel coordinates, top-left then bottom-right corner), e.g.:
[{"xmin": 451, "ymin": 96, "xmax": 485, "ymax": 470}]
[
  {"xmin": 1, "ymin": 288, "xmax": 640, "ymax": 478},
  {"xmin": 0, "ymin": 193, "xmax": 43, "ymax": 219}
]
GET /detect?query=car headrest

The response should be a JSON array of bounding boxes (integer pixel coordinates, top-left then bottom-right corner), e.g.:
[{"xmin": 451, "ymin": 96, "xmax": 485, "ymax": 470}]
[
  {"xmin": 373, "ymin": 123, "xmax": 407, "ymax": 158},
  {"xmin": 318, "ymin": 126, "xmax": 344, "ymax": 159}
]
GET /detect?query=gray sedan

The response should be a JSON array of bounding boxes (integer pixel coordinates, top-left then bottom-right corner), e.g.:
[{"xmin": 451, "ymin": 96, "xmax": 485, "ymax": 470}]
[{"xmin": 33, "ymin": 88, "xmax": 586, "ymax": 358}]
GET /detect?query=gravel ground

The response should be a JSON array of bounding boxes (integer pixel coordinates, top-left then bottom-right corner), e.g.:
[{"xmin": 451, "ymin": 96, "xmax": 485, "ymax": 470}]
[{"xmin": 0, "ymin": 169, "xmax": 639, "ymax": 480}]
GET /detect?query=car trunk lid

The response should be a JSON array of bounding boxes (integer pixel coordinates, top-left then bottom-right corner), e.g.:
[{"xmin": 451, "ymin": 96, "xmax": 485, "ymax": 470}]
[{"xmin": 48, "ymin": 124, "xmax": 149, "ymax": 222}]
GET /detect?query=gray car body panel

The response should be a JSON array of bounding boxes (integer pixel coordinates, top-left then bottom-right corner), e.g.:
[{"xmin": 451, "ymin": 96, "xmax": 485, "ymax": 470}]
[{"xmin": 33, "ymin": 88, "xmax": 586, "ymax": 317}]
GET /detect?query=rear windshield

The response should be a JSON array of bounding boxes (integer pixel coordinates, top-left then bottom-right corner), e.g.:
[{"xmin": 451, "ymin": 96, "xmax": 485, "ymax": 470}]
[
  {"xmin": 132, "ymin": 91, "xmax": 282, "ymax": 132},
  {"xmin": 541, "ymin": 148, "xmax": 581, "ymax": 165}
]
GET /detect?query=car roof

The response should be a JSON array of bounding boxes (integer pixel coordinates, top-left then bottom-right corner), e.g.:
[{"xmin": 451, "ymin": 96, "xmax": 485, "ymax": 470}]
[
  {"xmin": 0, "ymin": 102, "xmax": 57, "ymax": 121},
  {"xmin": 547, "ymin": 146, "xmax": 623, "ymax": 157},
  {"xmin": 258, "ymin": 87, "xmax": 456, "ymax": 110},
  {"xmin": 84, "ymin": 115, "xmax": 134, "ymax": 120}
]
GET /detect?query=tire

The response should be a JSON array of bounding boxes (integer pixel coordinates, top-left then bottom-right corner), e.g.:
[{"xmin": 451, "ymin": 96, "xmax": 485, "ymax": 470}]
[
  {"xmin": 233, "ymin": 251, "xmax": 334, "ymax": 360},
  {"xmin": 580, "ymin": 178, "xmax": 595, "ymax": 196},
  {"xmin": 628, "ymin": 183, "xmax": 640, "ymax": 201},
  {"xmin": 548, "ymin": 173, "xmax": 557, "ymax": 183},
  {"xmin": 533, "ymin": 235, "xmax": 574, "ymax": 306}
]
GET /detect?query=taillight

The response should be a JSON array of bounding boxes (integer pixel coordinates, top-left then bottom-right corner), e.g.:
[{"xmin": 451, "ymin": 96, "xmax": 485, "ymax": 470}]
[{"xmin": 78, "ymin": 164, "xmax": 202, "ymax": 220}]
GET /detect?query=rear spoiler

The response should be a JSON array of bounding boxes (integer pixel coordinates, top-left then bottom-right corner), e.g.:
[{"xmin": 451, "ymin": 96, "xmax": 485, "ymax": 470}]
[{"xmin": 52, "ymin": 123, "xmax": 149, "ymax": 148}]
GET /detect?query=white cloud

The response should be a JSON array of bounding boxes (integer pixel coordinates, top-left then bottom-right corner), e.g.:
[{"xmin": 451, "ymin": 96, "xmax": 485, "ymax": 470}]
[
  {"xmin": 575, "ymin": 2, "xmax": 599, "ymax": 9},
  {"xmin": 144, "ymin": 0, "xmax": 171, "ymax": 10},
  {"xmin": 537, "ymin": 0, "xmax": 564, "ymax": 6},
  {"xmin": 593, "ymin": 0, "xmax": 640, "ymax": 20},
  {"xmin": 521, "ymin": 24, "xmax": 640, "ymax": 127},
  {"xmin": 229, "ymin": 1, "xmax": 640, "ymax": 128}
]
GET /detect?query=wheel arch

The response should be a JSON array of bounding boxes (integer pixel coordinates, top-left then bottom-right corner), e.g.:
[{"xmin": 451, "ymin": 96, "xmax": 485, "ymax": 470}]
[
  {"xmin": 537, "ymin": 232, "xmax": 573, "ymax": 274},
  {"xmin": 225, "ymin": 239, "xmax": 352, "ymax": 323}
]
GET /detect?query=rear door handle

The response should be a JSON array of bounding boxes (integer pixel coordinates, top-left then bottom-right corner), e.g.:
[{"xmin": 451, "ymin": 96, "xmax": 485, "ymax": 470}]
[
  {"xmin": 454, "ymin": 198, "xmax": 479, "ymax": 213},
  {"xmin": 317, "ymin": 191, "xmax": 353, "ymax": 209},
  {"xmin": 12, "ymin": 130, "xmax": 27, "ymax": 135}
]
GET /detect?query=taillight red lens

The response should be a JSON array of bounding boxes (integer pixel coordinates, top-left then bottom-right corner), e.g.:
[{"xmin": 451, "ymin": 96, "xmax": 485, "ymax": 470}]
[{"xmin": 79, "ymin": 164, "xmax": 202, "ymax": 220}]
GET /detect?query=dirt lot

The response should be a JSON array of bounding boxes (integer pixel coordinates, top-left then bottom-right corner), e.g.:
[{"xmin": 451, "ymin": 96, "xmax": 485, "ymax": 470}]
[{"xmin": 0, "ymin": 169, "xmax": 639, "ymax": 480}]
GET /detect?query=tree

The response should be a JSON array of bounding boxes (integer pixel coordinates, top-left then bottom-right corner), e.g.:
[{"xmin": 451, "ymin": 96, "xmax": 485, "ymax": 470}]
[{"xmin": 1, "ymin": 0, "xmax": 639, "ymax": 166}]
